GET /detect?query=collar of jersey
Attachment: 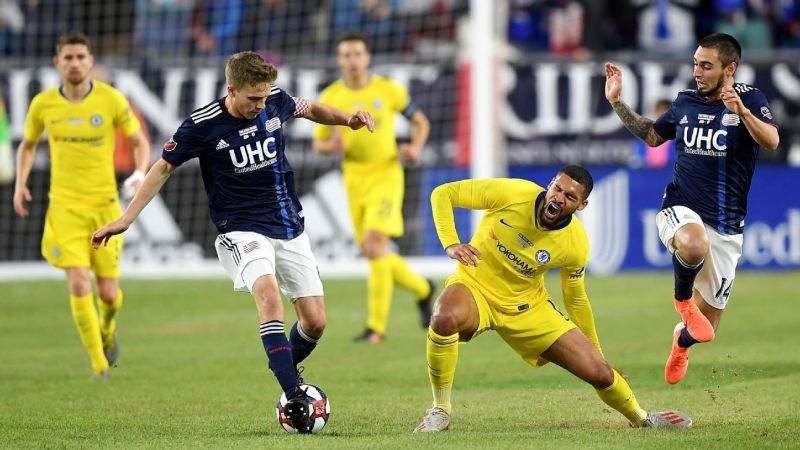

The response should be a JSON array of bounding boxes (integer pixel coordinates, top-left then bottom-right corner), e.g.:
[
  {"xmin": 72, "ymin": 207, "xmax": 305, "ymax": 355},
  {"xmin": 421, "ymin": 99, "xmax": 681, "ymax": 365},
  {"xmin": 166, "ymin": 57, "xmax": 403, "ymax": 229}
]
[
  {"xmin": 534, "ymin": 191, "xmax": 572, "ymax": 231},
  {"xmin": 58, "ymin": 80, "xmax": 93, "ymax": 102}
]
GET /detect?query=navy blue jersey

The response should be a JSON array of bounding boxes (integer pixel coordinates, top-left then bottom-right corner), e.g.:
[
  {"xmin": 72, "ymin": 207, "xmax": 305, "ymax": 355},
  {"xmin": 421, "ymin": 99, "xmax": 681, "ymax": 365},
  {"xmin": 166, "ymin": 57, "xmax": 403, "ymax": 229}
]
[
  {"xmin": 653, "ymin": 84, "xmax": 778, "ymax": 235},
  {"xmin": 161, "ymin": 86, "xmax": 309, "ymax": 239}
]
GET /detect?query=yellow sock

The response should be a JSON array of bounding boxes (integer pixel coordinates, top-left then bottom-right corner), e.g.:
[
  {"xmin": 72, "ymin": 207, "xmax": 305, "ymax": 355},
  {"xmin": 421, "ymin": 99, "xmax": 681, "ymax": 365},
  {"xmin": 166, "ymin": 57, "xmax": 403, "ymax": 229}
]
[
  {"xmin": 427, "ymin": 327, "xmax": 459, "ymax": 414},
  {"xmin": 70, "ymin": 293, "xmax": 108, "ymax": 374},
  {"xmin": 97, "ymin": 289, "xmax": 123, "ymax": 342},
  {"xmin": 595, "ymin": 370, "xmax": 648, "ymax": 426},
  {"xmin": 387, "ymin": 253, "xmax": 430, "ymax": 299},
  {"xmin": 366, "ymin": 255, "xmax": 393, "ymax": 335}
]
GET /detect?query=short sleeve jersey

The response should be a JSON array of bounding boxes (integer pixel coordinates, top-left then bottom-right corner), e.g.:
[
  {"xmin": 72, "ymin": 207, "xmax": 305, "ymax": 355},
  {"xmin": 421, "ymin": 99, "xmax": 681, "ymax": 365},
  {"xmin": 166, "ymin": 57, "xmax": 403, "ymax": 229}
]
[
  {"xmin": 653, "ymin": 84, "xmax": 778, "ymax": 234},
  {"xmin": 313, "ymin": 75, "xmax": 415, "ymax": 171},
  {"xmin": 161, "ymin": 86, "xmax": 306, "ymax": 239},
  {"xmin": 23, "ymin": 81, "xmax": 140, "ymax": 205}
]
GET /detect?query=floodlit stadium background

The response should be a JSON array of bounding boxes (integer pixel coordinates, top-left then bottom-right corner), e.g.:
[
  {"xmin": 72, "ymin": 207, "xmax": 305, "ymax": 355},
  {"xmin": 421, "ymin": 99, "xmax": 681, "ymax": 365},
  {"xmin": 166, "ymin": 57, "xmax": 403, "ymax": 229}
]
[{"xmin": 0, "ymin": 0, "xmax": 798, "ymax": 279}]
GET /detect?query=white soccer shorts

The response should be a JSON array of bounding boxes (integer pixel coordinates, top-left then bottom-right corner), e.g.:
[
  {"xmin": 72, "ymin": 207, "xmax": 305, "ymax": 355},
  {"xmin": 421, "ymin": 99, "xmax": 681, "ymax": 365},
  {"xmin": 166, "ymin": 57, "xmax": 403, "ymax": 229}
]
[
  {"xmin": 215, "ymin": 231, "xmax": 324, "ymax": 301},
  {"xmin": 656, "ymin": 205, "xmax": 743, "ymax": 309}
]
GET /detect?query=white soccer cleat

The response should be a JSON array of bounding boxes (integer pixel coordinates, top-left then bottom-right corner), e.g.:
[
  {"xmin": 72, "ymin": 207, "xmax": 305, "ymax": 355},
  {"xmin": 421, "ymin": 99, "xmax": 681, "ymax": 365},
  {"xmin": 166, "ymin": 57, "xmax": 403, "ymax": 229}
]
[
  {"xmin": 641, "ymin": 410, "xmax": 692, "ymax": 428},
  {"xmin": 413, "ymin": 407, "xmax": 451, "ymax": 433}
]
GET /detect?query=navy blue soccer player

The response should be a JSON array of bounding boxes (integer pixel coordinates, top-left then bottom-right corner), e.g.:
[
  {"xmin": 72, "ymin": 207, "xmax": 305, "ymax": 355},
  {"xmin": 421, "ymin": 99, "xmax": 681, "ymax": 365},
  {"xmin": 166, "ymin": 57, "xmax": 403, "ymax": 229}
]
[
  {"xmin": 92, "ymin": 51, "xmax": 374, "ymax": 425},
  {"xmin": 604, "ymin": 33, "xmax": 779, "ymax": 384}
]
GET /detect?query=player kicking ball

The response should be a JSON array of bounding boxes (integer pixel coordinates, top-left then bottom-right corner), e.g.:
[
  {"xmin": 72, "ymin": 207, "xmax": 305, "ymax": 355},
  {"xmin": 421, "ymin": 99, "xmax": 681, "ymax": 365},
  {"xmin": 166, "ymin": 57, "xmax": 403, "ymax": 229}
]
[
  {"xmin": 415, "ymin": 166, "xmax": 691, "ymax": 432},
  {"xmin": 93, "ymin": 51, "xmax": 373, "ymax": 429}
]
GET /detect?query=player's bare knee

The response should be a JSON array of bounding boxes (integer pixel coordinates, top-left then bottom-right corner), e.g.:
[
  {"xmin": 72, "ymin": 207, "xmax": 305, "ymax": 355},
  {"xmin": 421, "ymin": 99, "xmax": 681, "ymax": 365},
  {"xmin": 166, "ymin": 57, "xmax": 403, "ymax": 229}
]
[
  {"xmin": 300, "ymin": 310, "xmax": 326, "ymax": 336},
  {"xmin": 674, "ymin": 228, "xmax": 709, "ymax": 264},
  {"xmin": 96, "ymin": 283, "xmax": 118, "ymax": 304},
  {"xmin": 430, "ymin": 310, "xmax": 460, "ymax": 336},
  {"xmin": 588, "ymin": 362, "xmax": 615, "ymax": 389},
  {"xmin": 67, "ymin": 275, "xmax": 92, "ymax": 297}
]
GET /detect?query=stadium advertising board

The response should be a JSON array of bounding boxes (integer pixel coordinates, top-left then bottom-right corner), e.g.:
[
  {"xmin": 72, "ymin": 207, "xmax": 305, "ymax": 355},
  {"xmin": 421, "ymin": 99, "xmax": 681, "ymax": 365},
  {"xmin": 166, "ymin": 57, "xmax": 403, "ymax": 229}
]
[{"xmin": 420, "ymin": 166, "xmax": 800, "ymax": 272}]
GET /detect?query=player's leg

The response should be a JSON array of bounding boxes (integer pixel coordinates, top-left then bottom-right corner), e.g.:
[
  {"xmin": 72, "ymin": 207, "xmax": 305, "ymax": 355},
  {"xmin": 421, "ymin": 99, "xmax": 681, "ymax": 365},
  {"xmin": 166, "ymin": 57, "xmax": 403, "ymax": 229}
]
[
  {"xmin": 541, "ymin": 328, "xmax": 649, "ymax": 425},
  {"xmin": 291, "ymin": 296, "xmax": 325, "ymax": 367},
  {"xmin": 95, "ymin": 277, "xmax": 121, "ymax": 365},
  {"xmin": 274, "ymin": 231, "xmax": 327, "ymax": 368},
  {"xmin": 665, "ymin": 227, "xmax": 741, "ymax": 384},
  {"xmin": 91, "ymin": 203, "xmax": 125, "ymax": 368},
  {"xmin": 65, "ymin": 267, "xmax": 109, "ymax": 377},
  {"xmin": 252, "ymin": 273, "xmax": 300, "ymax": 395},
  {"xmin": 378, "ymin": 166, "xmax": 433, "ymax": 325},
  {"xmin": 215, "ymin": 232, "xmax": 299, "ymax": 396},
  {"xmin": 415, "ymin": 279, "xmax": 482, "ymax": 432},
  {"xmin": 656, "ymin": 207, "xmax": 715, "ymax": 342},
  {"xmin": 43, "ymin": 204, "xmax": 108, "ymax": 377},
  {"xmin": 360, "ymin": 229, "xmax": 393, "ymax": 341}
]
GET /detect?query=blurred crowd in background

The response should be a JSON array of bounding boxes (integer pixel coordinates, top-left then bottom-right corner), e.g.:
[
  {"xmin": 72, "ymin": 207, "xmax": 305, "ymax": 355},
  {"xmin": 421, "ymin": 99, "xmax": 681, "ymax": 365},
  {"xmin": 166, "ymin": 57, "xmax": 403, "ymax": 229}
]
[{"xmin": 1, "ymin": 0, "xmax": 798, "ymax": 60}]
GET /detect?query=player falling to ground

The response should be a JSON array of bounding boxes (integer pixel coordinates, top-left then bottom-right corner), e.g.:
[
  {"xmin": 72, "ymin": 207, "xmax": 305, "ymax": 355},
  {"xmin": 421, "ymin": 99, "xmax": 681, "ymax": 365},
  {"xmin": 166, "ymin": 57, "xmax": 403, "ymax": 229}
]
[
  {"xmin": 13, "ymin": 32, "xmax": 150, "ymax": 380},
  {"xmin": 605, "ymin": 33, "xmax": 779, "ymax": 384},
  {"xmin": 92, "ymin": 51, "xmax": 374, "ymax": 428},
  {"xmin": 414, "ymin": 166, "xmax": 691, "ymax": 432},
  {"xmin": 313, "ymin": 33, "xmax": 434, "ymax": 343}
]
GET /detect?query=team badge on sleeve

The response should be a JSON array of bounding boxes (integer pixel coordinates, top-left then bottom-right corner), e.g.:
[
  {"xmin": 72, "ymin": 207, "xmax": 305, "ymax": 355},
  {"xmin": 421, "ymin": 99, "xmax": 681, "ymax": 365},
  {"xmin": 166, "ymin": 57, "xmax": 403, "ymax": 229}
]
[
  {"xmin": 163, "ymin": 136, "xmax": 178, "ymax": 152},
  {"xmin": 760, "ymin": 107, "xmax": 773, "ymax": 120}
]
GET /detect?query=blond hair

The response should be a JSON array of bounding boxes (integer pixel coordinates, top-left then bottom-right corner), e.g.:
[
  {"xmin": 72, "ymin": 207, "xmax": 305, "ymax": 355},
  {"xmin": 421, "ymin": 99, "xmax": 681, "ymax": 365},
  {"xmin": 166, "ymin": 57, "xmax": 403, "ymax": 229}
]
[{"xmin": 225, "ymin": 51, "xmax": 278, "ymax": 89}]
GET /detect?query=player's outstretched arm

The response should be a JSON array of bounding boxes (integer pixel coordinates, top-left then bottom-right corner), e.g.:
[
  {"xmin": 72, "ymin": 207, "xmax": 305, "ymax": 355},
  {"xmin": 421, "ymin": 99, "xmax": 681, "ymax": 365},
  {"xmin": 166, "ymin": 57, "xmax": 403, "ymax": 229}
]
[
  {"xmin": 92, "ymin": 158, "xmax": 176, "ymax": 248},
  {"xmin": 304, "ymin": 100, "xmax": 374, "ymax": 132},
  {"xmin": 605, "ymin": 63, "xmax": 666, "ymax": 147}
]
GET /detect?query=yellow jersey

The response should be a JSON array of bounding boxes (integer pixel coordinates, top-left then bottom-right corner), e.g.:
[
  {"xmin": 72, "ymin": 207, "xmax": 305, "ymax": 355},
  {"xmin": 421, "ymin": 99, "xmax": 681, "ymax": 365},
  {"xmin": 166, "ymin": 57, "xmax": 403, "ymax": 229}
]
[
  {"xmin": 313, "ymin": 75, "xmax": 411, "ymax": 173},
  {"xmin": 431, "ymin": 178, "xmax": 602, "ymax": 351},
  {"xmin": 23, "ymin": 80, "xmax": 140, "ymax": 206}
]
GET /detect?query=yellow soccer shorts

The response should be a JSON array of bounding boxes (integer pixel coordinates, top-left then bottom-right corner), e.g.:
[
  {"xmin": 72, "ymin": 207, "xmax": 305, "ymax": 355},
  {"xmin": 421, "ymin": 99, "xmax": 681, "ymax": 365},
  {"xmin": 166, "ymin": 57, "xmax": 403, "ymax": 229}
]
[
  {"xmin": 41, "ymin": 200, "xmax": 123, "ymax": 278},
  {"xmin": 445, "ymin": 274, "xmax": 576, "ymax": 367},
  {"xmin": 343, "ymin": 164, "xmax": 405, "ymax": 243}
]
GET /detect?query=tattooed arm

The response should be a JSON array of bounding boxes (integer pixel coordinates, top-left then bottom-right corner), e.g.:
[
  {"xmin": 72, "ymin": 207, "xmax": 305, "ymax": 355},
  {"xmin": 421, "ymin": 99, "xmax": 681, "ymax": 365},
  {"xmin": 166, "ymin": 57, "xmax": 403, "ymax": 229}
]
[
  {"xmin": 605, "ymin": 62, "xmax": 667, "ymax": 147},
  {"xmin": 611, "ymin": 101, "xmax": 667, "ymax": 147}
]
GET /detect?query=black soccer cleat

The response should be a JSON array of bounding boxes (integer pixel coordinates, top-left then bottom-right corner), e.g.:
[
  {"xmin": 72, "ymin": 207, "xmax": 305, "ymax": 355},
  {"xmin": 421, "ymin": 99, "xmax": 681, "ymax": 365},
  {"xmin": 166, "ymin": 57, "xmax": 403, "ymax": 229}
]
[
  {"xmin": 284, "ymin": 389, "xmax": 312, "ymax": 432},
  {"xmin": 417, "ymin": 279, "xmax": 436, "ymax": 329}
]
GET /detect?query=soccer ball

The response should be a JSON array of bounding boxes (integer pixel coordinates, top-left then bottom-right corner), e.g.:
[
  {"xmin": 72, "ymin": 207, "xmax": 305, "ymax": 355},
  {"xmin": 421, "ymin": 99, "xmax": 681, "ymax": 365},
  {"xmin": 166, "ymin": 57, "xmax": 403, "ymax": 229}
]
[{"xmin": 275, "ymin": 384, "xmax": 330, "ymax": 434}]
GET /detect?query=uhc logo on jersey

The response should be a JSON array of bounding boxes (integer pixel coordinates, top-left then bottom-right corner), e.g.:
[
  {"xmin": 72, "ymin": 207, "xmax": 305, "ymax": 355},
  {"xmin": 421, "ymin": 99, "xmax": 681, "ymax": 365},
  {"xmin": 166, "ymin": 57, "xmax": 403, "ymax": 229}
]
[
  {"xmin": 163, "ymin": 137, "xmax": 177, "ymax": 151},
  {"xmin": 683, "ymin": 127, "xmax": 727, "ymax": 153},
  {"xmin": 229, "ymin": 137, "xmax": 278, "ymax": 174}
]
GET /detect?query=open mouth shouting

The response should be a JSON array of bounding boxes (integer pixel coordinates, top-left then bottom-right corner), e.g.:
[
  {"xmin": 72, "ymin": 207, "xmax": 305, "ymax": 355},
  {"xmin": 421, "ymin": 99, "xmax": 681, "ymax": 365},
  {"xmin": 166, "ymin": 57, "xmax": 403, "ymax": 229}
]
[{"xmin": 543, "ymin": 201, "xmax": 562, "ymax": 222}]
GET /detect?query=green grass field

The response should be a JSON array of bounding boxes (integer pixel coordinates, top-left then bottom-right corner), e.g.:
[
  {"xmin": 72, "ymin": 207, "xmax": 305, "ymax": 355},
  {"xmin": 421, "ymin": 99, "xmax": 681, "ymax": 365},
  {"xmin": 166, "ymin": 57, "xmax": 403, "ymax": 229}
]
[{"xmin": 1, "ymin": 272, "xmax": 799, "ymax": 449}]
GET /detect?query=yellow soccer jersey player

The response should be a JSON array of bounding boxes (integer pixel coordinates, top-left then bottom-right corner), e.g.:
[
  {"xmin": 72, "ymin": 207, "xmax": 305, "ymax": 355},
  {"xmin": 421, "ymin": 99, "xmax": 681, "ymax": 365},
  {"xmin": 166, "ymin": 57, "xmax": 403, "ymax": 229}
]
[
  {"xmin": 414, "ymin": 166, "xmax": 693, "ymax": 433},
  {"xmin": 14, "ymin": 33, "xmax": 150, "ymax": 379},
  {"xmin": 313, "ymin": 33, "xmax": 433, "ymax": 343}
]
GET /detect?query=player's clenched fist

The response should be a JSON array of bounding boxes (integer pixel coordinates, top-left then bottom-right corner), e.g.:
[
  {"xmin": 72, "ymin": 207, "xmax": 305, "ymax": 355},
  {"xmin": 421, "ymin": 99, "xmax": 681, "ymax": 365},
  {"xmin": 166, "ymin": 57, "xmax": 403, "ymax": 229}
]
[
  {"xmin": 346, "ymin": 110, "xmax": 374, "ymax": 132},
  {"xmin": 445, "ymin": 243, "xmax": 482, "ymax": 267}
]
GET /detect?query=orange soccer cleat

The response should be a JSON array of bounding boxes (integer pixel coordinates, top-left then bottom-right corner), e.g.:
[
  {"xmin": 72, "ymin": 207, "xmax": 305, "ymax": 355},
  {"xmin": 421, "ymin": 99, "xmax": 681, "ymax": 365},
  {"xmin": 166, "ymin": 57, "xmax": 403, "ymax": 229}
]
[
  {"xmin": 665, "ymin": 322, "xmax": 691, "ymax": 384},
  {"xmin": 673, "ymin": 298, "xmax": 714, "ymax": 342}
]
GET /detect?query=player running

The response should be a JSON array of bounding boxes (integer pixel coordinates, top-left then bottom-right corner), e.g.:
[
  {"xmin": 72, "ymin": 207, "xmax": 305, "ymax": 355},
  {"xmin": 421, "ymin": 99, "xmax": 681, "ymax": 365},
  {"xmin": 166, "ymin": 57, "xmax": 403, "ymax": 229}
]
[
  {"xmin": 92, "ymin": 51, "xmax": 374, "ymax": 428},
  {"xmin": 313, "ymin": 33, "xmax": 434, "ymax": 343},
  {"xmin": 14, "ymin": 32, "xmax": 150, "ymax": 380},
  {"xmin": 605, "ymin": 33, "xmax": 779, "ymax": 384},
  {"xmin": 414, "ymin": 166, "xmax": 692, "ymax": 432}
]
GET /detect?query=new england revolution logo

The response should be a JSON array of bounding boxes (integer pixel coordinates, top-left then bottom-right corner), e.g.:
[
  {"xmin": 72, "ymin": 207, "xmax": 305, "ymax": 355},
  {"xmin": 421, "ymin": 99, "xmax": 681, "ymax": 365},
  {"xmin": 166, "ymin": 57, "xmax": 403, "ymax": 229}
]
[{"xmin": 163, "ymin": 136, "xmax": 178, "ymax": 152}]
